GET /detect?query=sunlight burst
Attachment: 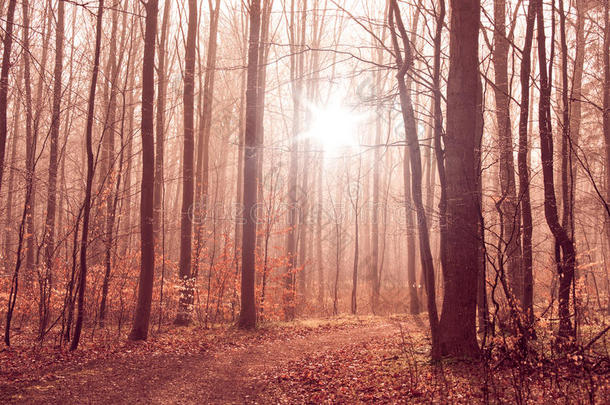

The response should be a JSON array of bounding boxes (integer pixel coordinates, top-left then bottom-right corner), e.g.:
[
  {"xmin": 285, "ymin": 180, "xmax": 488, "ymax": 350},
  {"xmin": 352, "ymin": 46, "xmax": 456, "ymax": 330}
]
[{"xmin": 306, "ymin": 103, "xmax": 362, "ymax": 155}]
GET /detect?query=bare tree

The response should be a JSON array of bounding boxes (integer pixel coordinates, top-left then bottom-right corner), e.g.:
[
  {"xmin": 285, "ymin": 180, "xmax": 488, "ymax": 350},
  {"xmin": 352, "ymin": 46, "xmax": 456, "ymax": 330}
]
[
  {"xmin": 0, "ymin": 0, "xmax": 17, "ymax": 192},
  {"xmin": 238, "ymin": 0, "xmax": 262, "ymax": 330},
  {"xmin": 176, "ymin": 0, "xmax": 197, "ymax": 326},
  {"xmin": 493, "ymin": 0, "xmax": 523, "ymax": 307},
  {"xmin": 129, "ymin": 0, "xmax": 158, "ymax": 340},
  {"xmin": 518, "ymin": 0, "xmax": 536, "ymax": 328},
  {"xmin": 40, "ymin": 0, "xmax": 65, "ymax": 337},
  {"xmin": 71, "ymin": 0, "xmax": 105, "ymax": 350},
  {"xmin": 437, "ymin": 0, "xmax": 481, "ymax": 358},
  {"xmin": 536, "ymin": 0, "xmax": 576, "ymax": 339}
]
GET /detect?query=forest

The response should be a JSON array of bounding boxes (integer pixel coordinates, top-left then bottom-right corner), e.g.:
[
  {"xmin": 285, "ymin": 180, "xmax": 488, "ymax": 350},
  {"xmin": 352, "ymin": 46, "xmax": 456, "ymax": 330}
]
[{"xmin": 0, "ymin": 0, "xmax": 609, "ymax": 403}]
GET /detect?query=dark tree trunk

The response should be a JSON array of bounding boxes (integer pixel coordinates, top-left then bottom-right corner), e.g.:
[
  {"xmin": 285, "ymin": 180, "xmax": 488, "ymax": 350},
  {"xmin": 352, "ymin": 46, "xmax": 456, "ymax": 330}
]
[
  {"xmin": 493, "ymin": 0, "xmax": 523, "ymax": 307},
  {"xmin": 22, "ymin": 0, "xmax": 36, "ymax": 278},
  {"xmin": 0, "ymin": 0, "xmax": 16, "ymax": 192},
  {"xmin": 601, "ymin": 0, "xmax": 610, "ymax": 313},
  {"xmin": 536, "ymin": 0, "xmax": 576, "ymax": 340},
  {"xmin": 41, "ymin": 0, "xmax": 65, "ymax": 337},
  {"xmin": 238, "ymin": 0, "xmax": 261, "ymax": 330},
  {"xmin": 153, "ymin": 0, "xmax": 170, "ymax": 241},
  {"xmin": 602, "ymin": 0, "xmax": 610, "ymax": 252},
  {"xmin": 518, "ymin": 0, "xmax": 536, "ymax": 328},
  {"xmin": 433, "ymin": 0, "xmax": 447, "ymax": 290},
  {"xmin": 438, "ymin": 0, "xmax": 481, "ymax": 359},
  {"xmin": 193, "ymin": 0, "xmax": 221, "ymax": 278},
  {"xmin": 175, "ymin": 0, "xmax": 197, "ymax": 326},
  {"xmin": 389, "ymin": 0, "xmax": 439, "ymax": 358},
  {"xmin": 129, "ymin": 0, "xmax": 158, "ymax": 340}
]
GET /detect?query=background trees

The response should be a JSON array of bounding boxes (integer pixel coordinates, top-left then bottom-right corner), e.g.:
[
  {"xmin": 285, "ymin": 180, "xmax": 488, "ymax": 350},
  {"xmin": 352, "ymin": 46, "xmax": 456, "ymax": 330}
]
[{"xmin": 0, "ymin": 0, "xmax": 608, "ymax": 362}]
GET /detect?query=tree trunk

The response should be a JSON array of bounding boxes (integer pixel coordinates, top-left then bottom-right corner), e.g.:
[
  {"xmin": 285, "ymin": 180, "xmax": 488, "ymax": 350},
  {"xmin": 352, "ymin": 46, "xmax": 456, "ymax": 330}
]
[
  {"xmin": 284, "ymin": 0, "xmax": 306, "ymax": 321},
  {"xmin": 350, "ymin": 160, "xmax": 361, "ymax": 315},
  {"xmin": 518, "ymin": 0, "xmax": 536, "ymax": 328},
  {"xmin": 193, "ymin": 0, "xmax": 221, "ymax": 278},
  {"xmin": 438, "ymin": 0, "xmax": 481, "ymax": 358},
  {"xmin": 22, "ymin": 0, "xmax": 36, "ymax": 278},
  {"xmin": 493, "ymin": 0, "xmax": 523, "ymax": 308},
  {"xmin": 41, "ymin": 0, "xmax": 65, "ymax": 337},
  {"xmin": 153, "ymin": 0, "xmax": 171, "ymax": 240},
  {"xmin": 433, "ymin": 0, "xmax": 447, "ymax": 292},
  {"xmin": 175, "ymin": 0, "xmax": 197, "ymax": 326},
  {"xmin": 536, "ymin": 0, "xmax": 576, "ymax": 340},
  {"xmin": 0, "ymin": 0, "xmax": 16, "ymax": 193},
  {"xmin": 129, "ymin": 0, "xmax": 158, "ymax": 340},
  {"xmin": 71, "ymin": 0, "xmax": 105, "ymax": 350},
  {"xmin": 389, "ymin": 0, "xmax": 439, "ymax": 357},
  {"xmin": 238, "ymin": 0, "xmax": 261, "ymax": 330},
  {"xmin": 602, "ymin": 0, "xmax": 610, "ymax": 260}
]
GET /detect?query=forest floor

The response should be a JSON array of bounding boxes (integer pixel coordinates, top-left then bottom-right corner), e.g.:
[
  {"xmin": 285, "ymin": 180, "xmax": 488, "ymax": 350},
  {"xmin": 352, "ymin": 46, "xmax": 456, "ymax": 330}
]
[{"xmin": 1, "ymin": 315, "xmax": 608, "ymax": 404}]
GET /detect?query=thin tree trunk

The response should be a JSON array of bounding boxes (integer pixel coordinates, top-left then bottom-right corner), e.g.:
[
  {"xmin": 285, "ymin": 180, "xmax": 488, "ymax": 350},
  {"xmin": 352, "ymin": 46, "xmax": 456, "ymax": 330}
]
[
  {"xmin": 193, "ymin": 0, "xmax": 221, "ymax": 278},
  {"xmin": 389, "ymin": 0, "xmax": 439, "ymax": 358},
  {"xmin": 602, "ymin": 0, "xmax": 610, "ymax": 258},
  {"xmin": 0, "ymin": 0, "xmax": 16, "ymax": 192},
  {"xmin": 284, "ymin": 0, "xmax": 305, "ymax": 321},
  {"xmin": 40, "ymin": 0, "xmax": 65, "ymax": 337},
  {"xmin": 153, "ymin": 0, "xmax": 171, "ymax": 240},
  {"xmin": 176, "ymin": 0, "xmax": 197, "ymax": 326},
  {"xmin": 536, "ymin": 0, "xmax": 576, "ymax": 340},
  {"xmin": 493, "ymin": 0, "xmax": 523, "ymax": 308},
  {"xmin": 518, "ymin": 0, "xmax": 536, "ymax": 329},
  {"xmin": 433, "ymin": 0, "xmax": 447, "ymax": 292},
  {"xmin": 129, "ymin": 0, "xmax": 158, "ymax": 340},
  {"xmin": 71, "ymin": 0, "xmax": 105, "ymax": 350},
  {"xmin": 238, "ymin": 0, "xmax": 261, "ymax": 329}
]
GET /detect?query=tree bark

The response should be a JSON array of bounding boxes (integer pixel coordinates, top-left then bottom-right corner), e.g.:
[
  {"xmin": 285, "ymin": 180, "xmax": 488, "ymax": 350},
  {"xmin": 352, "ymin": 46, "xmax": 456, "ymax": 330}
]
[
  {"xmin": 389, "ymin": 0, "xmax": 439, "ymax": 358},
  {"xmin": 493, "ymin": 0, "xmax": 523, "ymax": 307},
  {"xmin": 0, "ymin": 0, "xmax": 16, "ymax": 193},
  {"xmin": 41, "ymin": 0, "xmax": 65, "ymax": 337},
  {"xmin": 518, "ymin": 0, "xmax": 536, "ymax": 328},
  {"xmin": 176, "ymin": 0, "xmax": 197, "ymax": 326},
  {"xmin": 129, "ymin": 0, "xmax": 158, "ymax": 340},
  {"xmin": 153, "ymin": 0, "xmax": 171, "ymax": 240},
  {"xmin": 602, "ymin": 0, "xmax": 610, "ymax": 258},
  {"xmin": 536, "ymin": 0, "xmax": 576, "ymax": 339},
  {"xmin": 193, "ymin": 0, "xmax": 221, "ymax": 277},
  {"xmin": 238, "ymin": 0, "xmax": 261, "ymax": 329},
  {"xmin": 438, "ymin": 0, "xmax": 481, "ymax": 358}
]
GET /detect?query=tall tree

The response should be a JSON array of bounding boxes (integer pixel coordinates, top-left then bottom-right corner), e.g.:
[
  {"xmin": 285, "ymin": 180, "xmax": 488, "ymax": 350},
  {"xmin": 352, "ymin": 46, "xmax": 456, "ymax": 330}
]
[
  {"xmin": 536, "ymin": 0, "xmax": 576, "ymax": 339},
  {"xmin": 493, "ymin": 0, "xmax": 523, "ymax": 307},
  {"xmin": 438, "ymin": 0, "xmax": 481, "ymax": 358},
  {"xmin": 284, "ymin": 0, "xmax": 306, "ymax": 321},
  {"xmin": 193, "ymin": 0, "xmax": 222, "ymax": 277},
  {"xmin": 602, "ymin": 0, "xmax": 610, "ymax": 252},
  {"xmin": 41, "ymin": 0, "xmax": 65, "ymax": 336},
  {"xmin": 71, "ymin": 0, "xmax": 105, "ymax": 350},
  {"xmin": 432, "ymin": 0, "xmax": 447, "ymax": 296},
  {"xmin": 518, "ymin": 0, "xmax": 536, "ymax": 328},
  {"xmin": 153, "ymin": 0, "xmax": 171, "ymax": 240},
  {"xmin": 0, "ymin": 0, "xmax": 17, "ymax": 192},
  {"xmin": 389, "ymin": 0, "xmax": 439, "ymax": 358},
  {"xmin": 238, "ymin": 0, "xmax": 262, "ymax": 330},
  {"xmin": 129, "ymin": 0, "xmax": 158, "ymax": 340},
  {"xmin": 100, "ymin": 1, "xmax": 130, "ymax": 325},
  {"xmin": 175, "ymin": 0, "xmax": 197, "ymax": 326}
]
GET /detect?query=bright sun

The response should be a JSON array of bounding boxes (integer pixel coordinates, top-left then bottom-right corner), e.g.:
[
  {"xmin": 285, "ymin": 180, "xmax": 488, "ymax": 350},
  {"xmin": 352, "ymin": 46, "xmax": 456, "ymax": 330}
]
[{"xmin": 306, "ymin": 103, "xmax": 361, "ymax": 154}]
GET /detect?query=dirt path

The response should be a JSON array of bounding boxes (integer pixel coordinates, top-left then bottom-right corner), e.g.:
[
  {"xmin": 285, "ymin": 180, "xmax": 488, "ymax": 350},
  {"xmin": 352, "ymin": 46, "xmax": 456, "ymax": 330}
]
[{"xmin": 3, "ymin": 320, "xmax": 398, "ymax": 404}]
